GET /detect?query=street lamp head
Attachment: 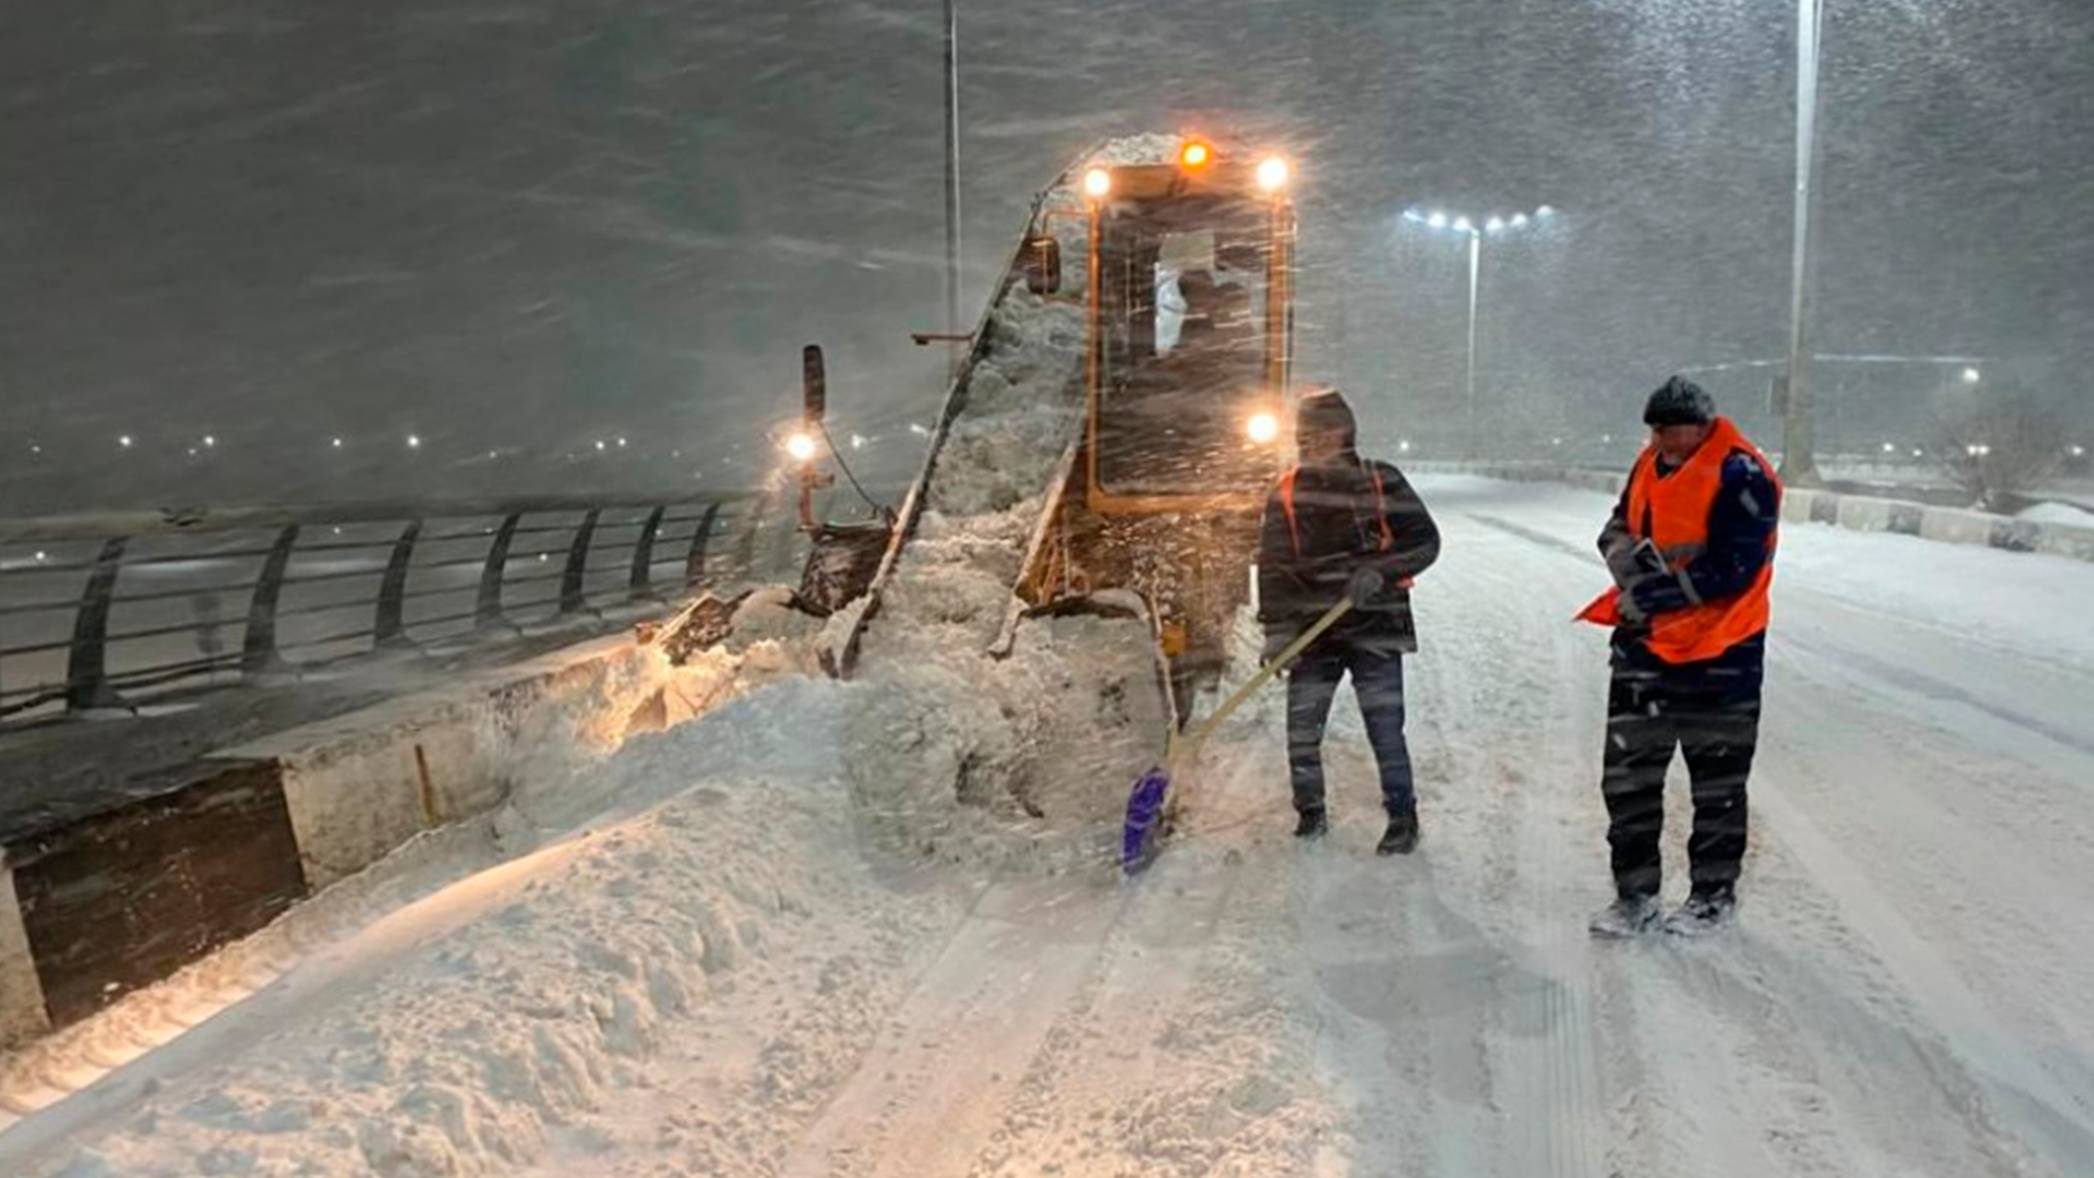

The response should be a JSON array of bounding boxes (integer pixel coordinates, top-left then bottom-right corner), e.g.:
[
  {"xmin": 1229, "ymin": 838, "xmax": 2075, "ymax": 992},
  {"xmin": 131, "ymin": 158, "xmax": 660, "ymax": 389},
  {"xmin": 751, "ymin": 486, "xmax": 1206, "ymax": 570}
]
[
  {"xmin": 1536, "ymin": 205, "xmax": 1556, "ymax": 218},
  {"xmin": 1427, "ymin": 211, "xmax": 1448, "ymax": 229},
  {"xmin": 1453, "ymin": 216, "xmax": 1473, "ymax": 233},
  {"xmin": 1485, "ymin": 216, "xmax": 1506, "ymax": 233},
  {"xmin": 1962, "ymin": 367, "xmax": 1982, "ymax": 384},
  {"xmin": 1402, "ymin": 208, "xmax": 1425, "ymax": 223},
  {"xmin": 1510, "ymin": 213, "xmax": 1529, "ymax": 228}
]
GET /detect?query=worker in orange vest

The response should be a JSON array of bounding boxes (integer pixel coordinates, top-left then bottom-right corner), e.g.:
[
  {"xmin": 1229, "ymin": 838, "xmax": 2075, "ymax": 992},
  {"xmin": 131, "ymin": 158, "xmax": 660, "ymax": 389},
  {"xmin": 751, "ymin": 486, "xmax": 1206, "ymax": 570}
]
[
  {"xmin": 1257, "ymin": 388, "xmax": 1441, "ymax": 855},
  {"xmin": 1579, "ymin": 377, "xmax": 1782, "ymax": 937}
]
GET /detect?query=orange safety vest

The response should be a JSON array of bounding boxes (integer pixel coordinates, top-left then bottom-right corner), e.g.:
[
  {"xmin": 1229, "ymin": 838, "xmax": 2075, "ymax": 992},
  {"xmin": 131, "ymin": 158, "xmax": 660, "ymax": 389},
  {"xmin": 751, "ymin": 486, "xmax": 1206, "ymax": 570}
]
[
  {"xmin": 1276, "ymin": 464, "xmax": 1394, "ymax": 559},
  {"xmin": 1576, "ymin": 416, "xmax": 1780, "ymax": 664}
]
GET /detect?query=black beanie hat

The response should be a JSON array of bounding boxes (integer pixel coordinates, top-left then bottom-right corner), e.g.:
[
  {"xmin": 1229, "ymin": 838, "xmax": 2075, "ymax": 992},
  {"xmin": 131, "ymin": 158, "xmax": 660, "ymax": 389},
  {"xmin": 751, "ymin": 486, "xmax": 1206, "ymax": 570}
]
[
  {"xmin": 1296, "ymin": 386, "xmax": 1358, "ymax": 452},
  {"xmin": 1643, "ymin": 376, "xmax": 1716, "ymax": 427}
]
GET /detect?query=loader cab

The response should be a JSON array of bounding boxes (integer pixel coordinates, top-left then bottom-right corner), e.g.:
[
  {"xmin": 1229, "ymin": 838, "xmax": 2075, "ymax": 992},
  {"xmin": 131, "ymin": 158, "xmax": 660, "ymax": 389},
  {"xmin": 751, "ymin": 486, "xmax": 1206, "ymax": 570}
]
[{"xmin": 1079, "ymin": 147, "xmax": 1296, "ymax": 515}]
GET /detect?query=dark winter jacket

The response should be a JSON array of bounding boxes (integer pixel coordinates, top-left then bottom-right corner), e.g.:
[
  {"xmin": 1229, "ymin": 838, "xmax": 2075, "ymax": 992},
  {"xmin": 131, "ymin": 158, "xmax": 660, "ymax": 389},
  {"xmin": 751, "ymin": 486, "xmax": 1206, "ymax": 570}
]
[
  {"xmin": 1598, "ymin": 448, "xmax": 1780, "ymax": 678},
  {"xmin": 1257, "ymin": 456, "xmax": 1441, "ymax": 654}
]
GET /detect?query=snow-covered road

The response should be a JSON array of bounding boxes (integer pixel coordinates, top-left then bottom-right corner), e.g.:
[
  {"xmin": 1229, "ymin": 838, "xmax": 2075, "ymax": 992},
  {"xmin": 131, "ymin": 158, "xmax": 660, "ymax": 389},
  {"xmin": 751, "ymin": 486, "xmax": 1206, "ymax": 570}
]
[{"xmin": 8, "ymin": 474, "xmax": 2094, "ymax": 1177}]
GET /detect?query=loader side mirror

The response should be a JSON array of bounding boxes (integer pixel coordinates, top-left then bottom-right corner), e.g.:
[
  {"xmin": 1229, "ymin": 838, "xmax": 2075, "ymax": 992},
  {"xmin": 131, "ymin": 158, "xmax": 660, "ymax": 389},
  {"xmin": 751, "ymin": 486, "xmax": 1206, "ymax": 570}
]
[
  {"xmin": 1022, "ymin": 236, "xmax": 1062, "ymax": 296},
  {"xmin": 802, "ymin": 344, "xmax": 826, "ymax": 423}
]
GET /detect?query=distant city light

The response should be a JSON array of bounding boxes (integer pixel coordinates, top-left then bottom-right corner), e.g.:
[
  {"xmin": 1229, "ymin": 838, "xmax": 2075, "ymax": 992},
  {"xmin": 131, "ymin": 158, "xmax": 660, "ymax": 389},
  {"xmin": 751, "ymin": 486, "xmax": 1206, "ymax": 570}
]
[
  {"xmin": 909, "ymin": 422, "xmax": 931, "ymax": 437},
  {"xmin": 118, "ymin": 435, "xmax": 133, "ymax": 448},
  {"xmin": 406, "ymin": 434, "xmax": 421, "ymax": 449},
  {"xmin": 595, "ymin": 439, "xmax": 607, "ymax": 452},
  {"xmin": 1912, "ymin": 448, "xmax": 1925, "ymax": 458},
  {"xmin": 1552, "ymin": 437, "xmax": 1564, "ymax": 446},
  {"xmin": 34, "ymin": 551, "xmax": 47, "ymax": 563},
  {"xmin": 487, "ymin": 450, "xmax": 498, "ymax": 459},
  {"xmin": 202, "ymin": 435, "xmax": 216, "ymax": 448},
  {"xmin": 331, "ymin": 437, "xmax": 344, "ymax": 448},
  {"xmin": 1966, "ymin": 443, "xmax": 1991, "ymax": 457},
  {"xmin": 1602, "ymin": 433, "xmax": 1614, "ymax": 444},
  {"xmin": 850, "ymin": 433, "xmax": 870, "ymax": 450},
  {"xmin": 538, "ymin": 552, "xmax": 548, "ymax": 562},
  {"xmin": 616, "ymin": 437, "xmax": 628, "ymax": 448},
  {"xmin": 1883, "ymin": 441, "xmax": 1897, "ymax": 453},
  {"xmin": 1536, "ymin": 205, "xmax": 1556, "ymax": 218},
  {"xmin": 2071, "ymin": 444, "xmax": 2087, "ymax": 458},
  {"xmin": 1403, "ymin": 209, "xmax": 1425, "ymax": 223},
  {"xmin": 28, "ymin": 443, "xmax": 39, "ymax": 455},
  {"xmin": 1962, "ymin": 367, "xmax": 1982, "ymax": 384},
  {"xmin": 1398, "ymin": 439, "xmax": 1413, "ymax": 453},
  {"xmin": 187, "ymin": 447, "xmax": 198, "ymax": 457}
]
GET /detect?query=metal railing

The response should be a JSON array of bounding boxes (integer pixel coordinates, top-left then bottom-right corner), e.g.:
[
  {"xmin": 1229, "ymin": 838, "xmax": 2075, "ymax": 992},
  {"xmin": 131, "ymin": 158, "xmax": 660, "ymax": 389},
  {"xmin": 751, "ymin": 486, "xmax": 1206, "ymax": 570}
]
[{"xmin": 0, "ymin": 491, "xmax": 758, "ymax": 721}]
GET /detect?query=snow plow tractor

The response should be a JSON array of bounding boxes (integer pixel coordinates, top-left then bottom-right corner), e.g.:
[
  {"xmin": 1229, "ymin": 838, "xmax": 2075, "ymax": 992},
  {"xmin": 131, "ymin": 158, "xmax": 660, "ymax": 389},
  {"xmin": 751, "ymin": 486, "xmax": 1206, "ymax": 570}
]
[{"xmin": 1005, "ymin": 140, "xmax": 1299, "ymax": 714}]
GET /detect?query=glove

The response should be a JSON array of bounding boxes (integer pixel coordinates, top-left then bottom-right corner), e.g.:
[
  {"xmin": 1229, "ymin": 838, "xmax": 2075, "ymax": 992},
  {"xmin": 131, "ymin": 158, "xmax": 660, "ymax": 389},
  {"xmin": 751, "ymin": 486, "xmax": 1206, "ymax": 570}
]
[
  {"xmin": 1346, "ymin": 566, "xmax": 1387, "ymax": 608},
  {"xmin": 1261, "ymin": 627, "xmax": 1294, "ymax": 665}
]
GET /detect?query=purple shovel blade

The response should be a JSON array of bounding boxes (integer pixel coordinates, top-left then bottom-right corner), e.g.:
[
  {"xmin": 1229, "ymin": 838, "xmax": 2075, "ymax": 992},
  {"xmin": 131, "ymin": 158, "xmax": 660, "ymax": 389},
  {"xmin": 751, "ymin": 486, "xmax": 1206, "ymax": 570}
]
[{"xmin": 1122, "ymin": 766, "xmax": 1171, "ymax": 875}]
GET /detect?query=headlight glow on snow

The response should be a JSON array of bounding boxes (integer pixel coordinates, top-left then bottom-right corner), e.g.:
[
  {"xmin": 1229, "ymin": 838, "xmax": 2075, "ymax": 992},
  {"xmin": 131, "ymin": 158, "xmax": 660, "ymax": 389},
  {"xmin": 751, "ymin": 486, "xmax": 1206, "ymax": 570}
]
[
  {"xmin": 785, "ymin": 432, "xmax": 818, "ymax": 462},
  {"xmin": 1256, "ymin": 156, "xmax": 1290, "ymax": 192},
  {"xmin": 1246, "ymin": 412, "xmax": 1280, "ymax": 445}
]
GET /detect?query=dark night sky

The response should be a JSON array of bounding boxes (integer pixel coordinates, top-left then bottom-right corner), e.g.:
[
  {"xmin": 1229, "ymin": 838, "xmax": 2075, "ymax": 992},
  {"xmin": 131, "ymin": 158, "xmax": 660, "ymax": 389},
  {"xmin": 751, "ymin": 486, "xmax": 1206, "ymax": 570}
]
[{"xmin": 3, "ymin": 0, "xmax": 2090, "ymax": 513}]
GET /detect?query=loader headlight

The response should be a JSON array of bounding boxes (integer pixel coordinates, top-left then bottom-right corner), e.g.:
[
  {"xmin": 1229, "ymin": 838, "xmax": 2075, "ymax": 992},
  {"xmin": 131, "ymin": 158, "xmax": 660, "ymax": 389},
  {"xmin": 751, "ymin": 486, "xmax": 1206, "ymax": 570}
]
[
  {"xmin": 1083, "ymin": 167, "xmax": 1112, "ymax": 199},
  {"xmin": 1179, "ymin": 140, "xmax": 1212, "ymax": 169},
  {"xmin": 1255, "ymin": 156, "xmax": 1290, "ymax": 192},
  {"xmin": 784, "ymin": 431, "xmax": 818, "ymax": 462},
  {"xmin": 1245, "ymin": 411, "xmax": 1281, "ymax": 445}
]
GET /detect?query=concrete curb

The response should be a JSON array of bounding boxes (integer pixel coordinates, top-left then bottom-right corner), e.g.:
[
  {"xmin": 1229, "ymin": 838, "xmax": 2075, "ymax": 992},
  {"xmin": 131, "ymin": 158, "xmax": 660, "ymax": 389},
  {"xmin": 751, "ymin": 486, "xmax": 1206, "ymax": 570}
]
[
  {"xmin": 1413, "ymin": 462, "xmax": 2094, "ymax": 563},
  {"xmin": 0, "ymin": 632, "xmax": 663, "ymax": 1043}
]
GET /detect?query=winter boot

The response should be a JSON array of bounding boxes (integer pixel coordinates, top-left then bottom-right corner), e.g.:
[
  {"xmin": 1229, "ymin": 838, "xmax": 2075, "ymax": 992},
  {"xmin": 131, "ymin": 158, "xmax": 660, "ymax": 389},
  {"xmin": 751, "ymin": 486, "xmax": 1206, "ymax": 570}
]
[
  {"xmin": 1589, "ymin": 893, "xmax": 1662, "ymax": 939},
  {"xmin": 1376, "ymin": 811, "xmax": 1419, "ymax": 856},
  {"xmin": 1663, "ymin": 888, "xmax": 1737, "ymax": 937},
  {"xmin": 1294, "ymin": 808, "xmax": 1328, "ymax": 839}
]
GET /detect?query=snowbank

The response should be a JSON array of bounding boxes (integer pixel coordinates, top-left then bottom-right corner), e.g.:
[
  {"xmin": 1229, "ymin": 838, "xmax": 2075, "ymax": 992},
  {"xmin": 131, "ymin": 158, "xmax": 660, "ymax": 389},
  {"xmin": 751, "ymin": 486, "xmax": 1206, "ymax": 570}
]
[
  {"xmin": 21, "ymin": 678, "xmax": 967, "ymax": 1177},
  {"xmin": 2018, "ymin": 500, "xmax": 2094, "ymax": 526}
]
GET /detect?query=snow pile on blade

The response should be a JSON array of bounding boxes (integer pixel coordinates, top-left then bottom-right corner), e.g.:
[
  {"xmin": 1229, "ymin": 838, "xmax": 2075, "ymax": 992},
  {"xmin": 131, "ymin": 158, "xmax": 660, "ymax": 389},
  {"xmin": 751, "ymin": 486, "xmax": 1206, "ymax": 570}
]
[{"xmin": 845, "ymin": 502, "xmax": 1168, "ymax": 874}]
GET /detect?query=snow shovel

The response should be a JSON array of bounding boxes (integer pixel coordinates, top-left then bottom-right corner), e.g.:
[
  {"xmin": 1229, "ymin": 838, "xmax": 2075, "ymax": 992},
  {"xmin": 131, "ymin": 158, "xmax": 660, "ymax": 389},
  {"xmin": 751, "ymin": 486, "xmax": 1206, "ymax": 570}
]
[{"xmin": 1122, "ymin": 595, "xmax": 1355, "ymax": 875}]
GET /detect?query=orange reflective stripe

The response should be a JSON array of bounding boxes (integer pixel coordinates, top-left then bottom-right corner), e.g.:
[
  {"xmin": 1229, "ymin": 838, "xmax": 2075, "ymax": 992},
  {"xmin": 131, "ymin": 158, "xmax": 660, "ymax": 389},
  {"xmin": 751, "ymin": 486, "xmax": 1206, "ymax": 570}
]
[
  {"xmin": 1278, "ymin": 464, "xmax": 1394, "ymax": 559},
  {"xmin": 1369, "ymin": 467, "xmax": 1394, "ymax": 551}
]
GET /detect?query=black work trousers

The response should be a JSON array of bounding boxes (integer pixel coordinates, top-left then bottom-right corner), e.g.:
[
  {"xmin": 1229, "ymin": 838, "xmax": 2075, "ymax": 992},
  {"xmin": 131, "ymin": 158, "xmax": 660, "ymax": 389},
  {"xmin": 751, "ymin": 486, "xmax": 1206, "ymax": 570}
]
[{"xmin": 1600, "ymin": 663, "xmax": 1762, "ymax": 900}]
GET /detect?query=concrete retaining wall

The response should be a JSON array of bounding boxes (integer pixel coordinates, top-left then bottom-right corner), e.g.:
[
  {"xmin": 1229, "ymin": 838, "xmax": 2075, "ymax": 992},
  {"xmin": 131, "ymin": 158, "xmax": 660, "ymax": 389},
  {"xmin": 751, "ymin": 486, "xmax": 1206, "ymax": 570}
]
[
  {"xmin": 0, "ymin": 631, "xmax": 666, "ymax": 1043},
  {"xmin": 1415, "ymin": 461, "xmax": 2094, "ymax": 563}
]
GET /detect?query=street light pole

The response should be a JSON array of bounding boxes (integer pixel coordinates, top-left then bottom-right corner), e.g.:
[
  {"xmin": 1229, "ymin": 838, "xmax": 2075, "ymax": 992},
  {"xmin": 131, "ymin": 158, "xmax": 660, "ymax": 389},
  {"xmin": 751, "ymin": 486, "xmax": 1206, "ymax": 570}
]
[
  {"xmin": 1780, "ymin": 0, "xmax": 1825, "ymax": 485},
  {"xmin": 1464, "ymin": 229, "xmax": 1481, "ymax": 459},
  {"xmin": 1404, "ymin": 205, "xmax": 1553, "ymax": 461},
  {"xmin": 941, "ymin": 0, "xmax": 963, "ymax": 381}
]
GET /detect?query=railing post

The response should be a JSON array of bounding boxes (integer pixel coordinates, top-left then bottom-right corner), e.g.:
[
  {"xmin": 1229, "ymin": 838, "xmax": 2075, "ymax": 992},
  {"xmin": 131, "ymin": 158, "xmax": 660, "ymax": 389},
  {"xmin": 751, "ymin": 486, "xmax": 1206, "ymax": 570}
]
[
  {"xmin": 476, "ymin": 513, "xmax": 522, "ymax": 631},
  {"xmin": 65, "ymin": 537, "xmax": 131, "ymax": 712},
  {"xmin": 629, "ymin": 505, "xmax": 665, "ymax": 602},
  {"xmin": 685, "ymin": 502, "xmax": 722, "ymax": 589},
  {"xmin": 241, "ymin": 524, "xmax": 300, "ymax": 678},
  {"xmin": 559, "ymin": 509, "xmax": 602, "ymax": 615},
  {"xmin": 375, "ymin": 521, "xmax": 421, "ymax": 649}
]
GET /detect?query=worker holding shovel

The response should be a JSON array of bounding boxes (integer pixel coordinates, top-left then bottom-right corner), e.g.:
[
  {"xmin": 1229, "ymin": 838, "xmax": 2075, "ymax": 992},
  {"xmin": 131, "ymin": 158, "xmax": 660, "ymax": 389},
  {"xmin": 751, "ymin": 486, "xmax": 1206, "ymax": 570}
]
[{"xmin": 1257, "ymin": 388, "xmax": 1442, "ymax": 854}]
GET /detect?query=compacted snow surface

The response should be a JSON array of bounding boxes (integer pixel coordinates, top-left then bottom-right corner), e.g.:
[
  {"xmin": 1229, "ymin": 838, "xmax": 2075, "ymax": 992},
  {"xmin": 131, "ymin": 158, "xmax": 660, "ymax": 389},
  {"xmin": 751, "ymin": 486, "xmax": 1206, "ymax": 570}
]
[{"xmin": 8, "ymin": 476, "xmax": 2094, "ymax": 1177}]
